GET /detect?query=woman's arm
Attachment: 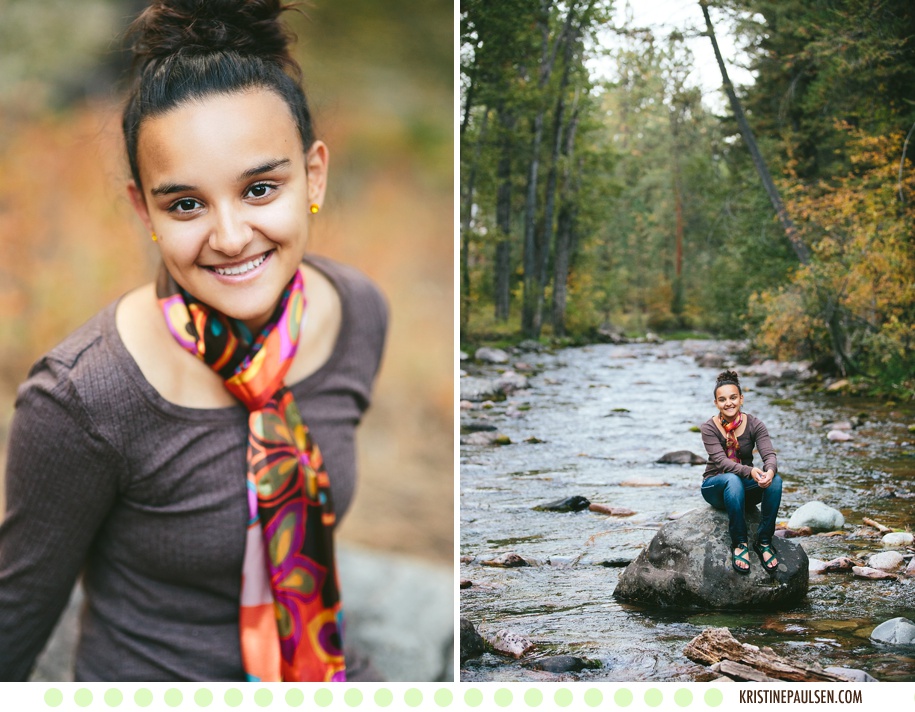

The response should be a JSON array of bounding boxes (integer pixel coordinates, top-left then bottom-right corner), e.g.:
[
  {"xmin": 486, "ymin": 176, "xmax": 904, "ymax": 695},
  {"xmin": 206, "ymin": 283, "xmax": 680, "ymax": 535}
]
[
  {"xmin": 0, "ymin": 363, "xmax": 121, "ymax": 680},
  {"xmin": 751, "ymin": 417, "xmax": 778, "ymax": 475},
  {"xmin": 700, "ymin": 421, "xmax": 753, "ymax": 478}
]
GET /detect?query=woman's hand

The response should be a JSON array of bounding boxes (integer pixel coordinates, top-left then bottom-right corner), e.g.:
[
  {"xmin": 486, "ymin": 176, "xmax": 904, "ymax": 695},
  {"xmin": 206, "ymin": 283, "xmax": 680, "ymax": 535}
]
[{"xmin": 751, "ymin": 467, "xmax": 774, "ymax": 488}]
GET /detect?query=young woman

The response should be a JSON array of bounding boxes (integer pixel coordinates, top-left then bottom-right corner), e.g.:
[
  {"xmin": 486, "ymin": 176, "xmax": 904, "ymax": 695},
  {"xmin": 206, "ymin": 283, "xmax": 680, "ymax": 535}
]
[
  {"xmin": 0, "ymin": 0, "xmax": 386, "ymax": 682},
  {"xmin": 700, "ymin": 370, "xmax": 782, "ymax": 575}
]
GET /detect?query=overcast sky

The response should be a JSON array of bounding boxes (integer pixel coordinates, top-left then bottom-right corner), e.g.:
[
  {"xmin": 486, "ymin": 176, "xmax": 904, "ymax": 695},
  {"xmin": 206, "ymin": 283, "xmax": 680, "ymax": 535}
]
[{"xmin": 591, "ymin": 0, "xmax": 756, "ymax": 112}]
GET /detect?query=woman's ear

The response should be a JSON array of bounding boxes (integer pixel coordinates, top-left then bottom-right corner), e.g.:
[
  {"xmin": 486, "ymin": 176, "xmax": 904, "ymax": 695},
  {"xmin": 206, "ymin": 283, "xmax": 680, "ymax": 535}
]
[
  {"xmin": 127, "ymin": 181, "xmax": 153, "ymax": 233},
  {"xmin": 304, "ymin": 140, "xmax": 329, "ymax": 208}
]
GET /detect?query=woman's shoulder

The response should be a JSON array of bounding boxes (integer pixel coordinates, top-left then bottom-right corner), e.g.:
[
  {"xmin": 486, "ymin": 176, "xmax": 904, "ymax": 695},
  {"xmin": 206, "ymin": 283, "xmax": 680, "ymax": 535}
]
[
  {"xmin": 700, "ymin": 417, "xmax": 720, "ymax": 435},
  {"xmin": 304, "ymin": 254, "xmax": 388, "ymax": 346},
  {"xmin": 16, "ymin": 301, "xmax": 136, "ymax": 427}
]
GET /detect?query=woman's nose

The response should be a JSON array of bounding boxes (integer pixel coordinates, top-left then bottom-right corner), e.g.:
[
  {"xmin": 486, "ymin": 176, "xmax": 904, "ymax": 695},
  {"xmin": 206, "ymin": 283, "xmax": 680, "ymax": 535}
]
[{"xmin": 209, "ymin": 208, "xmax": 252, "ymax": 256}]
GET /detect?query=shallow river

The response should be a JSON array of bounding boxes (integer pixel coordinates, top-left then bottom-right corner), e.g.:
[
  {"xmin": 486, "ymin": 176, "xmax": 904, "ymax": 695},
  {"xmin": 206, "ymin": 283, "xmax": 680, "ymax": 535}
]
[{"xmin": 460, "ymin": 340, "xmax": 915, "ymax": 682}]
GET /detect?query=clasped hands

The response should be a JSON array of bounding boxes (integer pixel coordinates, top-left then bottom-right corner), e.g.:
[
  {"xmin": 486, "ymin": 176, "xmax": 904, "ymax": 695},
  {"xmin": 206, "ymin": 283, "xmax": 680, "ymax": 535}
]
[{"xmin": 750, "ymin": 467, "xmax": 775, "ymax": 488}]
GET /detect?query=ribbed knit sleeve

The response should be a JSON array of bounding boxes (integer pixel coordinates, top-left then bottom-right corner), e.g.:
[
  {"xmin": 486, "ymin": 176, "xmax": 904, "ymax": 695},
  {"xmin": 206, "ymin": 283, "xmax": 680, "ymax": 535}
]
[
  {"xmin": 751, "ymin": 418, "xmax": 778, "ymax": 475},
  {"xmin": 0, "ymin": 356, "xmax": 123, "ymax": 680}
]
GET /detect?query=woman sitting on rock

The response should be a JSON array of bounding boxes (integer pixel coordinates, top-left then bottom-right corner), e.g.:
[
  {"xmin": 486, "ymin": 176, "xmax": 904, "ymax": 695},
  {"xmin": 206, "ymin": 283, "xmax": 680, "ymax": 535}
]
[{"xmin": 700, "ymin": 370, "xmax": 782, "ymax": 575}]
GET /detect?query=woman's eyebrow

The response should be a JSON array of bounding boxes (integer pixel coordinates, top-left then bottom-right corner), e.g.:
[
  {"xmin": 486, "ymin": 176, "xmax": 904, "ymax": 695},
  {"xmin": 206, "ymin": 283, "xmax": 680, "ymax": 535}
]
[
  {"xmin": 151, "ymin": 182, "xmax": 195, "ymax": 197},
  {"xmin": 238, "ymin": 158, "xmax": 290, "ymax": 181}
]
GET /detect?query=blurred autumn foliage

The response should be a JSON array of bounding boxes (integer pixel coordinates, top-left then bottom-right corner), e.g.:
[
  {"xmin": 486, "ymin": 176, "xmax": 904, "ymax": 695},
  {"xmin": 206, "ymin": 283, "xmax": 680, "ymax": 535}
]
[{"xmin": 0, "ymin": 0, "xmax": 454, "ymax": 563}]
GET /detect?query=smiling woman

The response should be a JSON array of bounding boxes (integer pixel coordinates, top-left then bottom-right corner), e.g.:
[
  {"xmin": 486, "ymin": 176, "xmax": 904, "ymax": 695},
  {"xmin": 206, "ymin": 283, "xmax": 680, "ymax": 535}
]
[{"xmin": 0, "ymin": 0, "xmax": 389, "ymax": 683}]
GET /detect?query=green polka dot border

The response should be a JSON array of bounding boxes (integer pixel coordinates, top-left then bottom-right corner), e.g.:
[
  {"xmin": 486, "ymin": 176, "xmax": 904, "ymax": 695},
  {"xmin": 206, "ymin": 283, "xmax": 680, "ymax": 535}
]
[{"xmin": 32, "ymin": 683, "xmax": 728, "ymax": 709}]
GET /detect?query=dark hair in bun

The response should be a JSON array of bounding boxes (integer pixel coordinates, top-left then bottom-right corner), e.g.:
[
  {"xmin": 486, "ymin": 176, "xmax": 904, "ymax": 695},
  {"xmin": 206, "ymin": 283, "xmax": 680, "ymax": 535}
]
[
  {"xmin": 122, "ymin": 0, "xmax": 314, "ymax": 187},
  {"xmin": 714, "ymin": 370, "xmax": 742, "ymax": 396}
]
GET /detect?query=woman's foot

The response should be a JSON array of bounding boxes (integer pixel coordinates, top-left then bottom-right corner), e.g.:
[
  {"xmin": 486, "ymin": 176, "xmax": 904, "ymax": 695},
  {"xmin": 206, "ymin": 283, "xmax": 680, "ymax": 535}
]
[
  {"xmin": 754, "ymin": 541, "xmax": 779, "ymax": 571},
  {"xmin": 732, "ymin": 542, "xmax": 751, "ymax": 574}
]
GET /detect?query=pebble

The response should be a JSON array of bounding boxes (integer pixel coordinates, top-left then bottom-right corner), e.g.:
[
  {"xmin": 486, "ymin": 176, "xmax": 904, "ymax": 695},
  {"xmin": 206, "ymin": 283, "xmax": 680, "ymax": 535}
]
[
  {"xmin": 827, "ymin": 430, "xmax": 854, "ymax": 441},
  {"xmin": 867, "ymin": 551, "xmax": 905, "ymax": 571},
  {"xmin": 534, "ymin": 496, "xmax": 591, "ymax": 513},
  {"xmin": 787, "ymin": 501, "xmax": 845, "ymax": 532},
  {"xmin": 821, "ymin": 557, "xmax": 858, "ymax": 572},
  {"xmin": 524, "ymin": 655, "xmax": 590, "ymax": 673},
  {"xmin": 882, "ymin": 532, "xmax": 914, "ymax": 548},
  {"xmin": 808, "ymin": 558, "xmax": 829, "ymax": 575},
  {"xmin": 475, "ymin": 347, "xmax": 510, "ymax": 364},
  {"xmin": 460, "ymin": 618, "xmax": 487, "ymax": 662},
  {"xmin": 487, "ymin": 629, "xmax": 536, "ymax": 658},
  {"xmin": 460, "ymin": 580, "xmax": 472, "ymax": 589},
  {"xmin": 460, "ymin": 400, "xmax": 474, "ymax": 410},
  {"xmin": 825, "ymin": 420, "xmax": 854, "ymax": 430},
  {"xmin": 481, "ymin": 553, "xmax": 530, "ymax": 568},
  {"xmin": 852, "ymin": 566, "xmax": 898, "ymax": 580},
  {"xmin": 589, "ymin": 503, "xmax": 636, "ymax": 517}
]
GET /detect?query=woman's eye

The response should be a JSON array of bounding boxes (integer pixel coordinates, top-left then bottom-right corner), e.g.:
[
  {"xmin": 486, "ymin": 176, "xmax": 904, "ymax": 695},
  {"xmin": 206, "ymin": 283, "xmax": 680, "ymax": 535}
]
[
  {"xmin": 169, "ymin": 198, "xmax": 202, "ymax": 214},
  {"xmin": 246, "ymin": 183, "xmax": 276, "ymax": 199}
]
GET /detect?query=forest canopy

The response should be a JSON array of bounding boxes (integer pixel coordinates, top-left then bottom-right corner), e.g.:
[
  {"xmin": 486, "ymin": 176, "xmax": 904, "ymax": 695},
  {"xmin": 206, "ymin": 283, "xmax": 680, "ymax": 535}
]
[{"xmin": 460, "ymin": 0, "xmax": 915, "ymax": 395}]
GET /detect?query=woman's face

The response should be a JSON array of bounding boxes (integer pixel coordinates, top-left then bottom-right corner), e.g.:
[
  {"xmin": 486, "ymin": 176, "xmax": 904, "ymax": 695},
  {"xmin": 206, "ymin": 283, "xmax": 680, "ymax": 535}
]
[
  {"xmin": 714, "ymin": 384, "xmax": 743, "ymax": 420},
  {"xmin": 128, "ymin": 88, "xmax": 328, "ymax": 332}
]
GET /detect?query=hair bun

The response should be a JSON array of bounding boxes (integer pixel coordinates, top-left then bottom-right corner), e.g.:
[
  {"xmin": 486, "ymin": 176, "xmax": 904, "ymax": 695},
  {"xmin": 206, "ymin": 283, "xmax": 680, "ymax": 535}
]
[
  {"xmin": 716, "ymin": 370, "xmax": 741, "ymax": 386},
  {"xmin": 129, "ymin": 0, "xmax": 296, "ymax": 70}
]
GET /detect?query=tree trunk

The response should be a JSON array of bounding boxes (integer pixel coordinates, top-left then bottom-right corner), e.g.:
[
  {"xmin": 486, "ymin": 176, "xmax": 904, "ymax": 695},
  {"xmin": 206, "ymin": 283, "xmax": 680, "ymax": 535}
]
[
  {"xmin": 494, "ymin": 108, "xmax": 516, "ymax": 322},
  {"xmin": 699, "ymin": 0, "xmax": 809, "ymax": 264},
  {"xmin": 460, "ymin": 108, "xmax": 489, "ymax": 334},
  {"xmin": 684, "ymin": 627, "xmax": 853, "ymax": 682},
  {"xmin": 551, "ymin": 108, "xmax": 581, "ymax": 336}
]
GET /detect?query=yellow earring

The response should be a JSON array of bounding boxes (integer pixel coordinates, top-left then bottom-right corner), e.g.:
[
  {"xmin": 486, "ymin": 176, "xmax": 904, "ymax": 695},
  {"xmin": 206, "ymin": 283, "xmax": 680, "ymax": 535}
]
[
  {"xmin": 151, "ymin": 232, "xmax": 158, "ymax": 242},
  {"xmin": 309, "ymin": 204, "xmax": 320, "ymax": 214}
]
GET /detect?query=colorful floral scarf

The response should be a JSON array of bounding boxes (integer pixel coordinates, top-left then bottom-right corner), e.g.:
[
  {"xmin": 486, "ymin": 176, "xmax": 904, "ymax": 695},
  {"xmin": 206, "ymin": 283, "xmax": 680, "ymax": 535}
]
[
  {"xmin": 157, "ymin": 267, "xmax": 345, "ymax": 682},
  {"xmin": 720, "ymin": 412, "xmax": 743, "ymax": 464}
]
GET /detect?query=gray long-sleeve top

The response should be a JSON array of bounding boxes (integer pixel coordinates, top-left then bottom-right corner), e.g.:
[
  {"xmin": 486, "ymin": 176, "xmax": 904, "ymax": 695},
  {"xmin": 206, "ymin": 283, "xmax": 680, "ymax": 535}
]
[
  {"xmin": 0, "ymin": 255, "xmax": 387, "ymax": 681},
  {"xmin": 700, "ymin": 412, "xmax": 778, "ymax": 480}
]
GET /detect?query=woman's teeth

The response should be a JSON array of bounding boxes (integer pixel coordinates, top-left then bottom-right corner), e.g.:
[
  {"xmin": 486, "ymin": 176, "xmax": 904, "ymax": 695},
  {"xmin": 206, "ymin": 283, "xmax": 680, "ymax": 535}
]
[{"xmin": 213, "ymin": 253, "xmax": 268, "ymax": 276}]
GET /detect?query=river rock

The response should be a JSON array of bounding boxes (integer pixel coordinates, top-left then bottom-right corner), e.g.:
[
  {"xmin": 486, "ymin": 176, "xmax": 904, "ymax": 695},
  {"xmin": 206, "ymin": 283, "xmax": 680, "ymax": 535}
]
[
  {"xmin": 657, "ymin": 450, "xmax": 707, "ymax": 465},
  {"xmin": 787, "ymin": 501, "xmax": 845, "ymax": 532},
  {"xmin": 460, "ymin": 618, "xmax": 487, "ymax": 662},
  {"xmin": 475, "ymin": 347, "xmax": 510, "ymax": 364},
  {"xmin": 460, "ymin": 376, "xmax": 500, "ymax": 402},
  {"xmin": 852, "ymin": 566, "xmax": 897, "ymax": 580},
  {"xmin": 697, "ymin": 353, "xmax": 727, "ymax": 368},
  {"xmin": 807, "ymin": 558, "xmax": 829, "ymax": 575},
  {"xmin": 495, "ymin": 370, "xmax": 529, "ymax": 394},
  {"xmin": 589, "ymin": 503, "xmax": 636, "ymax": 517},
  {"xmin": 755, "ymin": 374, "xmax": 780, "ymax": 387},
  {"xmin": 827, "ymin": 430, "xmax": 854, "ymax": 441},
  {"xmin": 870, "ymin": 617, "xmax": 915, "ymax": 646},
  {"xmin": 907, "ymin": 557, "xmax": 915, "ymax": 576},
  {"xmin": 826, "ymin": 420, "xmax": 854, "ymax": 431},
  {"xmin": 882, "ymin": 532, "xmax": 914, "ymax": 548},
  {"xmin": 534, "ymin": 495, "xmax": 590, "ymax": 513},
  {"xmin": 867, "ymin": 551, "xmax": 905, "ymax": 571},
  {"xmin": 481, "ymin": 553, "xmax": 530, "ymax": 568},
  {"xmin": 824, "ymin": 667, "xmax": 878, "ymax": 682},
  {"xmin": 517, "ymin": 339, "xmax": 544, "ymax": 352},
  {"xmin": 525, "ymin": 655, "xmax": 590, "ymax": 673},
  {"xmin": 460, "ymin": 431, "xmax": 510, "ymax": 446},
  {"xmin": 613, "ymin": 507, "xmax": 809, "ymax": 610},
  {"xmin": 487, "ymin": 629, "xmax": 535, "ymax": 658},
  {"xmin": 821, "ymin": 557, "xmax": 858, "ymax": 572}
]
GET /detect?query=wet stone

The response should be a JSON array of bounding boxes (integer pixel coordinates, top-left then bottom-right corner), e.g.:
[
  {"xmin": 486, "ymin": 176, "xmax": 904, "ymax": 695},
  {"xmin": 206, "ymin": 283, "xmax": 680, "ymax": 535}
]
[
  {"xmin": 487, "ymin": 629, "xmax": 535, "ymax": 659},
  {"xmin": 524, "ymin": 655, "xmax": 592, "ymax": 673},
  {"xmin": 657, "ymin": 450, "xmax": 707, "ymax": 465},
  {"xmin": 867, "ymin": 551, "xmax": 904, "ymax": 571},
  {"xmin": 460, "ymin": 618, "xmax": 487, "ymax": 662},
  {"xmin": 475, "ymin": 347, "xmax": 510, "ymax": 364},
  {"xmin": 870, "ymin": 617, "xmax": 915, "ymax": 647},
  {"xmin": 534, "ymin": 495, "xmax": 591, "ymax": 513},
  {"xmin": 787, "ymin": 501, "xmax": 845, "ymax": 532},
  {"xmin": 614, "ymin": 507, "xmax": 809, "ymax": 610},
  {"xmin": 882, "ymin": 532, "xmax": 914, "ymax": 548},
  {"xmin": 481, "ymin": 553, "xmax": 530, "ymax": 568}
]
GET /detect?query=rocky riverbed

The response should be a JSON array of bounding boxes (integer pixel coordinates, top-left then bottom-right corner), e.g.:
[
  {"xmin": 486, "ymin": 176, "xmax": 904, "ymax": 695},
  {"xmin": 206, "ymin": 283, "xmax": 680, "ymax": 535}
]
[{"xmin": 460, "ymin": 339, "xmax": 915, "ymax": 681}]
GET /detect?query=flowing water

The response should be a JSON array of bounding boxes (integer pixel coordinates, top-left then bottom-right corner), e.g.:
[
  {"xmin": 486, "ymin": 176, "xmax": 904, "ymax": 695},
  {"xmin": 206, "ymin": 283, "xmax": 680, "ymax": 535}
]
[{"xmin": 460, "ymin": 340, "xmax": 915, "ymax": 682}]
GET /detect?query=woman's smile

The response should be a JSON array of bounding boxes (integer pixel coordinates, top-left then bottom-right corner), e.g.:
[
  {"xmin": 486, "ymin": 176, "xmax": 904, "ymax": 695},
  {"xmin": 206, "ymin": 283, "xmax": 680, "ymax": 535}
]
[{"xmin": 206, "ymin": 249, "xmax": 274, "ymax": 279}]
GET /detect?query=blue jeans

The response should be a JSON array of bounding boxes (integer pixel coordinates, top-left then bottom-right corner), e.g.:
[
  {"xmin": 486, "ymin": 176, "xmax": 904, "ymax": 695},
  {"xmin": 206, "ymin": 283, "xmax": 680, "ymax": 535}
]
[{"xmin": 701, "ymin": 473, "xmax": 783, "ymax": 546}]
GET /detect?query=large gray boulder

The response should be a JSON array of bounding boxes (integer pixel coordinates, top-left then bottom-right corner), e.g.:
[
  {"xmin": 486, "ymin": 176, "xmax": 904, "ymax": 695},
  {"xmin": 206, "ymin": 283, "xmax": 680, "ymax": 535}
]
[{"xmin": 613, "ymin": 507, "xmax": 808, "ymax": 610}]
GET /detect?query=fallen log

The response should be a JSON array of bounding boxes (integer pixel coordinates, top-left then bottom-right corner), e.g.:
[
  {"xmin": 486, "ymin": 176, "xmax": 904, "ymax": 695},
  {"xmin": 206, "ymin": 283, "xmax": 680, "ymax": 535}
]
[
  {"xmin": 684, "ymin": 627, "xmax": 853, "ymax": 682},
  {"xmin": 863, "ymin": 517, "xmax": 893, "ymax": 534}
]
